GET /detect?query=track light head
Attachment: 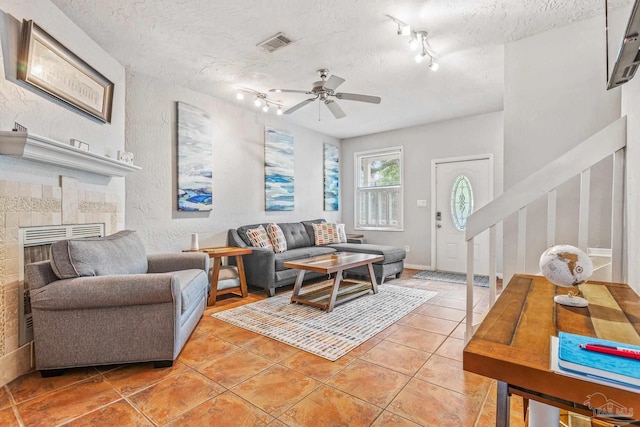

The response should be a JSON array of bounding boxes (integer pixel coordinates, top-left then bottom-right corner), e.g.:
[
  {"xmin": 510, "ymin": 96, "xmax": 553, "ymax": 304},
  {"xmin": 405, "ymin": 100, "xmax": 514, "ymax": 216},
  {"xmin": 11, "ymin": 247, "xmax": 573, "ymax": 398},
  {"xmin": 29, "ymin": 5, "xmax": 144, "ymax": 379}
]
[
  {"xmin": 236, "ymin": 92, "xmax": 244, "ymax": 100},
  {"xmin": 429, "ymin": 60, "xmax": 439, "ymax": 71},
  {"xmin": 414, "ymin": 51, "xmax": 426, "ymax": 63}
]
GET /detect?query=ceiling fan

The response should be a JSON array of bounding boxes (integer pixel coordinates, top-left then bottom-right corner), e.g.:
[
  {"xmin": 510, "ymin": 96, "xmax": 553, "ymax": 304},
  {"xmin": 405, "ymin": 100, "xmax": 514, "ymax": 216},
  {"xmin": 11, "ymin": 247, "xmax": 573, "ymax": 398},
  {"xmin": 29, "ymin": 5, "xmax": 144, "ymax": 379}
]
[{"xmin": 270, "ymin": 69, "xmax": 381, "ymax": 119}]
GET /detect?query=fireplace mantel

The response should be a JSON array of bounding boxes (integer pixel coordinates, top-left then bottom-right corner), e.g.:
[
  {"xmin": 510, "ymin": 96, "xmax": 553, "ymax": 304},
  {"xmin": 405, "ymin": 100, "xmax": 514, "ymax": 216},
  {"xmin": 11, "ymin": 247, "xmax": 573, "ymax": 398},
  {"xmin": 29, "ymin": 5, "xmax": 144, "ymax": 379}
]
[{"xmin": 0, "ymin": 131, "xmax": 141, "ymax": 177}]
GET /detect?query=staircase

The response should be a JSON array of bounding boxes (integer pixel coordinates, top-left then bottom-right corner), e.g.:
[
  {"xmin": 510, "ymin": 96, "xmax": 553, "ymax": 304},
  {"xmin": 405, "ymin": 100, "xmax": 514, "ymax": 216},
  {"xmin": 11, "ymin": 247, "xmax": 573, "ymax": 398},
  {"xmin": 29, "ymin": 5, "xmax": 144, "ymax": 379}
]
[{"xmin": 464, "ymin": 116, "xmax": 627, "ymax": 341}]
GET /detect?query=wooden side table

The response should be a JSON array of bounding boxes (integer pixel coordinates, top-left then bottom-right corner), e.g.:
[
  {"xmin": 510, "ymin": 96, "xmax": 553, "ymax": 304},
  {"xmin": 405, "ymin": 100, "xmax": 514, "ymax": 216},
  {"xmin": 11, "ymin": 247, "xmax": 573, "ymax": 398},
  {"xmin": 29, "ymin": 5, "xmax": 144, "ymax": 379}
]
[{"xmin": 188, "ymin": 246, "xmax": 252, "ymax": 305}]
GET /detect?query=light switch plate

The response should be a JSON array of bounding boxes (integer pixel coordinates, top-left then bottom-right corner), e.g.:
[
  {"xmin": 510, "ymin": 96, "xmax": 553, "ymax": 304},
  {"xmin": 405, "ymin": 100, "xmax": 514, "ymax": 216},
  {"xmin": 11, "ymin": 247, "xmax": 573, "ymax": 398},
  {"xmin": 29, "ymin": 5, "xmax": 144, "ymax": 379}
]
[{"xmin": 416, "ymin": 199, "xmax": 427, "ymax": 207}]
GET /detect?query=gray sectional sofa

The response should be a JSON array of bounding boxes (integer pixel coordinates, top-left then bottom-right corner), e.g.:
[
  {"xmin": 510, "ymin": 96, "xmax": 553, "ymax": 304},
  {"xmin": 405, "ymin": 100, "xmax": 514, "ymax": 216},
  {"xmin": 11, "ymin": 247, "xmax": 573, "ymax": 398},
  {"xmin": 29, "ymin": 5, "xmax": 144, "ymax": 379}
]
[{"xmin": 227, "ymin": 219, "xmax": 406, "ymax": 296}]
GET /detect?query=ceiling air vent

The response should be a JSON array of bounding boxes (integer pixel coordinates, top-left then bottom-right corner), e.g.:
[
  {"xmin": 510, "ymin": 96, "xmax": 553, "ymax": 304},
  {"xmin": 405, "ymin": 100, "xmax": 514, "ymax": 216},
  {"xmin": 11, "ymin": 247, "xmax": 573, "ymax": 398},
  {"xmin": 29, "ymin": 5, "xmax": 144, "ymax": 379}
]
[{"xmin": 257, "ymin": 32, "xmax": 293, "ymax": 52}]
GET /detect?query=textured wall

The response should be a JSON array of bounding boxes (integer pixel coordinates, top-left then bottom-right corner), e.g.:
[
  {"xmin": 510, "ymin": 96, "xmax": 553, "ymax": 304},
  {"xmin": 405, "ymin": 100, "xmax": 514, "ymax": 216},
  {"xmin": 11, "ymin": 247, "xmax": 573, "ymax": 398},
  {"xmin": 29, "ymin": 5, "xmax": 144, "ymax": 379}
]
[
  {"xmin": 125, "ymin": 71, "xmax": 341, "ymax": 253},
  {"xmin": 0, "ymin": 0, "xmax": 125, "ymax": 384},
  {"xmin": 502, "ymin": 12, "xmax": 625, "ymax": 283},
  {"xmin": 341, "ymin": 111, "xmax": 504, "ymax": 268}
]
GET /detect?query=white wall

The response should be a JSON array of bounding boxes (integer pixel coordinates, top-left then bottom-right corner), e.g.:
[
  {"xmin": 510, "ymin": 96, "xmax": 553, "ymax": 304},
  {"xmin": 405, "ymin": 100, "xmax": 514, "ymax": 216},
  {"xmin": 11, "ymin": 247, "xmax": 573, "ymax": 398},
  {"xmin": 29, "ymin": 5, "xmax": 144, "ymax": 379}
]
[
  {"xmin": 502, "ymin": 12, "xmax": 623, "ymax": 283},
  {"xmin": 341, "ymin": 111, "xmax": 503, "ymax": 268},
  {"xmin": 0, "ymin": 1, "xmax": 126, "ymax": 201},
  {"xmin": 125, "ymin": 71, "xmax": 341, "ymax": 253},
  {"xmin": 622, "ymin": 70, "xmax": 640, "ymax": 292}
]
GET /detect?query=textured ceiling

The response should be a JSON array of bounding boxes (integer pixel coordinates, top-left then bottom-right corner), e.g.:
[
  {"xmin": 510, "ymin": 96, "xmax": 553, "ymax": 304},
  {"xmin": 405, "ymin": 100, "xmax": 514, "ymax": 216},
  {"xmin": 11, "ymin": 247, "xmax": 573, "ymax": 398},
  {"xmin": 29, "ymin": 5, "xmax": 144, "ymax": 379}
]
[{"xmin": 51, "ymin": 0, "xmax": 631, "ymax": 138}]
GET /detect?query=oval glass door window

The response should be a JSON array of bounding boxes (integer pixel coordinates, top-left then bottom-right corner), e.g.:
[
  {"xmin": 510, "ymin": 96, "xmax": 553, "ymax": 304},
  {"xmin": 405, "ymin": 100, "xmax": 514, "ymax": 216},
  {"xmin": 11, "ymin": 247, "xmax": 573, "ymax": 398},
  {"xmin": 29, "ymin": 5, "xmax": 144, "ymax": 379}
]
[{"xmin": 450, "ymin": 175, "xmax": 474, "ymax": 231}]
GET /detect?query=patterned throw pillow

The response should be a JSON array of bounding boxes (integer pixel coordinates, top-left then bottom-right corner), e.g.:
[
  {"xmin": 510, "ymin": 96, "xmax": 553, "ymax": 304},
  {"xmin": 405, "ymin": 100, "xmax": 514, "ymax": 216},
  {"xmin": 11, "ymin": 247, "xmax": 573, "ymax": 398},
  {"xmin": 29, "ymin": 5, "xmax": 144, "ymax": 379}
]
[
  {"xmin": 336, "ymin": 223, "xmax": 347, "ymax": 243},
  {"xmin": 266, "ymin": 223, "xmax": 287, "ymax": 253},
  {"xmin": 245, "ymin": 225, "xmax": 273, "ymax": 250},
  {"xmin": 312, "ymin": 223, "xmax": 342, "ymax": 245}
]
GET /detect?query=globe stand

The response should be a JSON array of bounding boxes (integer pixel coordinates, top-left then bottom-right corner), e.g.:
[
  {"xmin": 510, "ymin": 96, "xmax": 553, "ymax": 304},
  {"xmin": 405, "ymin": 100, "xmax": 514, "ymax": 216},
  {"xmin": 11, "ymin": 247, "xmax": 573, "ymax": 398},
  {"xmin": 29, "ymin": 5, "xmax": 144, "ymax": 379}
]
[{"xmin": 554, "ymin": 285, "xmax": 588, "ymax": 307}]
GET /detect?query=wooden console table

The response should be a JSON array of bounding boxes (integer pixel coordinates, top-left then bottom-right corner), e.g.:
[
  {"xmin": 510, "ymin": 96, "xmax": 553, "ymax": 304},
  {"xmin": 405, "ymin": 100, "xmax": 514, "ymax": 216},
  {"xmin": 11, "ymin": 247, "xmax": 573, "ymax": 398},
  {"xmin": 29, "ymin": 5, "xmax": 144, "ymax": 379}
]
[{"xmin": 463, "ymin": 274, "xmax": 640, "ymax": 426}]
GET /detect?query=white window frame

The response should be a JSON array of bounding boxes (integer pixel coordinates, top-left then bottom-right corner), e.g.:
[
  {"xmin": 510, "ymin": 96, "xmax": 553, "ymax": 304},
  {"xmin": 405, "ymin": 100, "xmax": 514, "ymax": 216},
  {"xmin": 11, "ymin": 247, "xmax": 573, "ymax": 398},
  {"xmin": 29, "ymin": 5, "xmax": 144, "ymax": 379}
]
[{"xmin": 354, "ymin": 146, "xmax": 404, "ymax": 231}]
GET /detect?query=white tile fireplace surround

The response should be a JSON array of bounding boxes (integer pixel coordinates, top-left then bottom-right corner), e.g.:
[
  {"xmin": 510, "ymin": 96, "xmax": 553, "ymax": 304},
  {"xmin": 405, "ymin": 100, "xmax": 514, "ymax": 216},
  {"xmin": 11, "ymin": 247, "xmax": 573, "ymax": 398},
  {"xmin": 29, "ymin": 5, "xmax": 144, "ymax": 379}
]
[{"xmin": 0, "ymin": 176, "xmax": 121, "ymax": 386}]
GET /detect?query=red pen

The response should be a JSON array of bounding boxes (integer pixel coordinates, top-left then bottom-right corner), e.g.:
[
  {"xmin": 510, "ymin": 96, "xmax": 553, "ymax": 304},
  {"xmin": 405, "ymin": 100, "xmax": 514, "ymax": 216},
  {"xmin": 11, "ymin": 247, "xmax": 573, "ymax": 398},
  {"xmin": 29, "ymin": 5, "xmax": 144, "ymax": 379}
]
[{"xmin": 579, "ymin": 343, "xmax": 640, "ymax": 360}]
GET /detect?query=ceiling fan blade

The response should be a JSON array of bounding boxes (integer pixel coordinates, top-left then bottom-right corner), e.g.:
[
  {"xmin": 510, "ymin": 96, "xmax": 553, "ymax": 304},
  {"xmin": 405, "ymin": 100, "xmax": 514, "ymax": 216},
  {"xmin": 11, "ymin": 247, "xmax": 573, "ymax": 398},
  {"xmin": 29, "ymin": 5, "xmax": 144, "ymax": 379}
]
[
  {"xmin": 323, "ymin": 75, "xmax": 346, "ymax": 91},
  {"xmin": 269, "ymin": 89, "xmax": 311, "ymax": 94},
  {"xmin": 284, "ymin": 97, "xmax": 317, "ymax": 114},
  {"xmin": 335, "ymin": 93, "xmax": 381, "ymax": 104},
  {"xmin": 324, "ymin": 99, "xmax": 346, "ymax": 119}
]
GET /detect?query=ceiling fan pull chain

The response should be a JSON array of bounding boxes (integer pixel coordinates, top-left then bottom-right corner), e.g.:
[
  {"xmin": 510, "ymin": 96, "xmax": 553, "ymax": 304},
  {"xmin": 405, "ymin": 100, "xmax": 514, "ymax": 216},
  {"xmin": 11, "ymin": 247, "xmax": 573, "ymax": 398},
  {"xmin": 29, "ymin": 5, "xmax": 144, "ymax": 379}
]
[{"xmin": 318, "ymin": 99, "xmax": 321, "ymax": 121}]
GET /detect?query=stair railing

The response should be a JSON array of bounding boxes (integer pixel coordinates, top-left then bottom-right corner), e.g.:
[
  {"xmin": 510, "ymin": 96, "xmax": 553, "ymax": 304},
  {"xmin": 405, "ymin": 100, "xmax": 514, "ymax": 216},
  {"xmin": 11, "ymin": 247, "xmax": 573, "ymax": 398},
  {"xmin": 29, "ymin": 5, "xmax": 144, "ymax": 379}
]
[{"xmin": 464, "ymin": 116, "xmax": 627, "ymax": 341}]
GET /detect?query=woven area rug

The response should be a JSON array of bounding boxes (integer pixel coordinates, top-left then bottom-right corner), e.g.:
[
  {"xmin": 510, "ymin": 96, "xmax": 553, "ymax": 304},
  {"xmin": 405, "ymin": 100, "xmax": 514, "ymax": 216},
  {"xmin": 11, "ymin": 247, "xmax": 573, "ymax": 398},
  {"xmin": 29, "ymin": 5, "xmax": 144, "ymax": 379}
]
[
  {"xmin": 212, "ymin": 284, "xmax": 437, "ymax": 361},
  {"xmin": 412, "ymin": 270, "xmax": 489, "ymax": 287}
]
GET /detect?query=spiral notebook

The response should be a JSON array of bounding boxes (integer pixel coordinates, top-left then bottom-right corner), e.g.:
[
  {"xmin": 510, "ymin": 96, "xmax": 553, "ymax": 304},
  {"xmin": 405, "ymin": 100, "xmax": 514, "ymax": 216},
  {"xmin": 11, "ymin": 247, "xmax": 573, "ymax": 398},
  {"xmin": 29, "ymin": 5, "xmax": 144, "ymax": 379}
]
[{"xmin": 553, "ymin": 332, "xmax": 640, "ymax": 389}]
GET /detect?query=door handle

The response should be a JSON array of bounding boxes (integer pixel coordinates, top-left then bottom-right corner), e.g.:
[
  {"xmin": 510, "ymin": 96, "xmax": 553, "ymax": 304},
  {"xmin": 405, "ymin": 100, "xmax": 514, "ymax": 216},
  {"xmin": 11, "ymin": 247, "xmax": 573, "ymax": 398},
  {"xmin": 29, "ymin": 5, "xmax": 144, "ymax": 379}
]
[{"xmin": 437, "ymin": 224, "xmax": 442, "ymax": 228}]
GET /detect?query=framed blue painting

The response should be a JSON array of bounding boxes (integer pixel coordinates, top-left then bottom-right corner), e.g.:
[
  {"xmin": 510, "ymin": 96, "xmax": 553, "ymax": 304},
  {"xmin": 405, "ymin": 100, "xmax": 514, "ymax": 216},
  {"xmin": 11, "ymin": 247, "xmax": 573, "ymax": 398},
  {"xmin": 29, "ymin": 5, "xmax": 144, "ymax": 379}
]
[
  {"xmin": 323, "ymin": 143, "xmax": 339, "ymax": 211},
  {"xmin": 177, "ymin": 102, "xmax": 213, "ymax": 211},
  {"xmin": 264, "ymin": 128, "xmax": 294, "ymax": 211}
]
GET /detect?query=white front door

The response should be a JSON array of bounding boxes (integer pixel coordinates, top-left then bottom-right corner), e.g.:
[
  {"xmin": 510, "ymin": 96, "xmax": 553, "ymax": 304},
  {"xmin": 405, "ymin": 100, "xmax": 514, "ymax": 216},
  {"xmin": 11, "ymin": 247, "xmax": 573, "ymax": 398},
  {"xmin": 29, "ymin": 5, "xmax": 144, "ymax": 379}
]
[{"xmin": 435, "ymin": 158, "xmax": 491, "ymax": 274}]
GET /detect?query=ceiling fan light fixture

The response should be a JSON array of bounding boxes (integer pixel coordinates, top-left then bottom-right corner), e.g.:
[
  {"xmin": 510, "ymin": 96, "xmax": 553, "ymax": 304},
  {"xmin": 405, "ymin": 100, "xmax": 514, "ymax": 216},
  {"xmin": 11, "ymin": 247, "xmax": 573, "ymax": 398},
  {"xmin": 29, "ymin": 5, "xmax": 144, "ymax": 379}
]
[
  {"xmin": 399, "ymin": 23, "xmax": 411, "ymax": 36},
  {"xmin": 429, "ymin": 60, "xmax": 439, "ymax": 71},
  {"xmin": 415, "ymin": 51, "xmax": 426, "ymax": 63},
  {"xmin": 236, "ymin": 92, "xmax": 244, "ymax": 100},
  {"xmin": 254, "ymin": 97, "xmax": 263, "ymax": 107},
  {"xmin": 262, "ymin": 103, "xmax": 269, "ymax": 112},
  {"xmin": 277, "ymin": 106, "xmax": 283, "ymax": 115},
  {"xmin": 408, "ymin": 36, "xmax": 419, "ymax": 51}
]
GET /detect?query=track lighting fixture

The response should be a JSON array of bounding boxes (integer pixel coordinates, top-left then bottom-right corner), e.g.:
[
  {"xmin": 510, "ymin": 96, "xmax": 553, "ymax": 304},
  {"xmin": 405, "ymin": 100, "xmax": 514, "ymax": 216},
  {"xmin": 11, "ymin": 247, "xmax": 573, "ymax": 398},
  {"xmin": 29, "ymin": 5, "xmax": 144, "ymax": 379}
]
[
  {"xmin": 235, "ymin": 87, "xmax": 284, "ymax": 114},
  {"xmin": 387, "ymin": 15, "xmax": 439, "ymax": 71}
]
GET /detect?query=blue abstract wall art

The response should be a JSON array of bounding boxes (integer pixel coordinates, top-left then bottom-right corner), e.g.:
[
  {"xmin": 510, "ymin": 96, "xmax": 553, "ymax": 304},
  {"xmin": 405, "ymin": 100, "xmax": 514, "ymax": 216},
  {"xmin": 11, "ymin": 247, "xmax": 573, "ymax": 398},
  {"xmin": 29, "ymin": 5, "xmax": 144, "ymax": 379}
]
[
  {"xmin": 177, "ymin": 102, "xmax": 213, "ymax": 211},
  {"xmin": 264, "ymin": 128, "xmax": 294, "ymax": 211},
  {"xmin": 323, "ymin": 143, "xmax": 339, "ymax": 211}
]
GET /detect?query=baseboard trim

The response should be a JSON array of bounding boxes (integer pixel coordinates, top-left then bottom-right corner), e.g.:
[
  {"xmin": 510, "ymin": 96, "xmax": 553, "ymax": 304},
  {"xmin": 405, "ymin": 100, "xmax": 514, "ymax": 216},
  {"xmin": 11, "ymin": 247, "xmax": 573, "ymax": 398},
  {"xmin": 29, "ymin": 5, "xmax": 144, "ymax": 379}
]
[
  {"xmin": 405, "ymin": 263, "xmax": 430, "ymax": 270},
  {"xmin": 587, "ymin": 247, "xmax": 612, "ymax": 257},
  {"xmin": 0, "ymin": 342, "xmax": 34, "ymax": 387}
]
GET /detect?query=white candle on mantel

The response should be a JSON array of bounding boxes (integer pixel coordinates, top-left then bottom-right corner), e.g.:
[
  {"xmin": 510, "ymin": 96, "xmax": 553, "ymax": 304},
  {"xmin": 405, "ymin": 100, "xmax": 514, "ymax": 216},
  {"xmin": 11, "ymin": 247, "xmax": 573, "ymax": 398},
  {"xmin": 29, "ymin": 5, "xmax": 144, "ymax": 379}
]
[{"xmin": 190, "ymin": 233, "xmax": 199, "ymax": 250}]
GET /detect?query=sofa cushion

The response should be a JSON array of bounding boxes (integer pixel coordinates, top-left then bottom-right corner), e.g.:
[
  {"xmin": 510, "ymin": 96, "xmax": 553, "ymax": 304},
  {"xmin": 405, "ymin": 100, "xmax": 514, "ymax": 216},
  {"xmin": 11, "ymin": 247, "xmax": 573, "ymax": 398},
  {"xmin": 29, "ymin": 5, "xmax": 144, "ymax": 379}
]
[
  {"xmin": 274, "ymin": 246, "xmax": 336, "ymax": 270},
  {"xmin": 245, "ymin": 225, "xmax": 274, "ymax": 250},
  {"xmin": 327, "ymin": 243, "xmax": 407, "ymax": 264},
  {"xmin": 50, "ymin": 230, "xmax": 148, "ymax": 279},
  {"xmin": 312, "ymin": 223, "xmax": 341, "ymax": 245},
  {"xmin": 278, "ymin": 222, "xmax": 311, "ymax": 249},
  {"xmin": 267, "ymin": 223, "xmax": 287, "ymax": 253}
]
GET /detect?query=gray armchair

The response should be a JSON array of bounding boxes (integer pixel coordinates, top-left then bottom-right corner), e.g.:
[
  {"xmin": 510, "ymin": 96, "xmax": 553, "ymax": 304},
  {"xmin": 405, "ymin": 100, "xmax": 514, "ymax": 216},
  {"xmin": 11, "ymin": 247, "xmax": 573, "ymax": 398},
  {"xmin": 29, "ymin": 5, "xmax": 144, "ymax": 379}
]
[{"xmin": 25, "ymin": 230, "xmax": 209, "ymax": 377}]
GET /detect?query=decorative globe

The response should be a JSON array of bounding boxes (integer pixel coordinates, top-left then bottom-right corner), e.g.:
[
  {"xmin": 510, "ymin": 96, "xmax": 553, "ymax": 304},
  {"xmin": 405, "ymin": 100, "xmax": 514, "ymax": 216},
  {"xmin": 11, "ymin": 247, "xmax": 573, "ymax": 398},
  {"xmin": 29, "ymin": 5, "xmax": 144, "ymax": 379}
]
[{"xmin": 539, "ymin": 244, "xmax": 593, "ymax": 288}]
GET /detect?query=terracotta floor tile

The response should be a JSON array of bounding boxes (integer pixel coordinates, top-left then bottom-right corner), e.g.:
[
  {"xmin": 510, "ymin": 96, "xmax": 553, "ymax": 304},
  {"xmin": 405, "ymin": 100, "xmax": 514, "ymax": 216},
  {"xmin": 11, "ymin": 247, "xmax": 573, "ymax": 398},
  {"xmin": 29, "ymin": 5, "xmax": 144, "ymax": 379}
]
[
  {"xmin": 326, "ymin": 359, "xmax": 410, "ymax": 407},
  {"xmin": 359, "ymin": 341, "xmax": 431, "ymax": 376},
  {"xmin": 279, "ymin": 385, "xmax": 381, "ymax": 426},
  {"xmin": 0, "ymin": 407, "xmax": 19, "ymax": 426},
  {"xmin": 451, "ymin": 322, "xmax": 467, "ymax": 340},
  {"xmin": 7, "ymin": 368, "xmax": 98, "ymax": 404},
  {"xmin": 267, "ymin": 419, "xmax": 289, "ymax": 427},
  {"xmin": 477, "ymin": 394, "xmax": 526, "ymax": 427},
  {"xmin": 347, "ymin": 336, "xmax": 382, "ymax": 358},
  {"xmin": 231, "ymin": 365, "xmax": 318, "ymax": 416},
  {"xmin": 371, "ymin": 411, "xmax": 421, "ymax": 426},
  {"xmin": 414, "ymin": 304, "xmax": 466, "ymax": 322},
  {"xmin": 196, "ymin": 315, "xmax": 235, "ymax": 336},
  {"xmin": 384, "ymin": 325, "xmax": 447, "ymax": 353},
  {"xmin": 388, "ymin": 378, "xmax": 481, "ymax": 426},
  {"xmin": 415, "ymin": 354, "xmax": 491, "ymax": 401},
  {"xmin": 373, "ymin": 323, "xmax": 402, "ymax": 339},
  {"xmin": 0, "ymin": 386, "xmax": 12, "ymax": 409},
  {"xmin": 240, "ymin": 335, "xmax": 300, "ymax": 362},
  {"xmin": 430, "ymin": 296, "xmax": 467, "ymax": 311},
  {"xmin": 214, "ymin": 325, "xmax": 263, "ymax": 346},
  {"xmin": 178, "ymin": 333, "xmax": 238, "ymax": 366},
  {"xmin": 434, "ymin": 336, "xmax": 465, "ymax": 361},
  {"xmin": 17, "ymin": 376, "xmax": 120, "ymax": 427},
  {"xmin": 400, "ymin": 313, "xmax": 459, "ymax": 336},
  {"xmin": 63, "ymin": 399, "xmax": 153, "ymax": 426},
  {"xmin": 102, "ymin": 361, "xmax": 188, "ymax": 396},
  {"xmin": 197, "ymin": 348, "xmax": 274, "ymax": 388},
  {"xmin": 165, "ymin": 391, "xmax": 273, "ymax": 427},
  {"xmin": 128, "ymin": 370, "xmax": 225, "ymax": 425},
  {"xmin": 281, "ymin": 351, "xmax": 353, "ymax": 382}
]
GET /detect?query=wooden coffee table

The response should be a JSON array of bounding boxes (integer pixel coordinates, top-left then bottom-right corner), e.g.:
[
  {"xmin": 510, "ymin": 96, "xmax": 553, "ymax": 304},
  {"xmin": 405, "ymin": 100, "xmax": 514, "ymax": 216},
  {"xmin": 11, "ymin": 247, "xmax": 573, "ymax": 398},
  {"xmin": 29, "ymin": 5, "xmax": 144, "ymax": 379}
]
[{"xmin": 284, "ymin": 252, "xmax": 383, "ymax": 312}]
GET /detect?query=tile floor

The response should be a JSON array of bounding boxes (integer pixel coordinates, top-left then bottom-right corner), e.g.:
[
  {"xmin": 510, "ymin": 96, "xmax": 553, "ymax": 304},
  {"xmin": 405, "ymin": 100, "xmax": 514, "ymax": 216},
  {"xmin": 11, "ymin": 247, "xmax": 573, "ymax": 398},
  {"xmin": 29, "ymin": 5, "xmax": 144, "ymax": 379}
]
[{"xmin": 0, "ymin": 270, "xmax": 528, "ymax": 426}]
